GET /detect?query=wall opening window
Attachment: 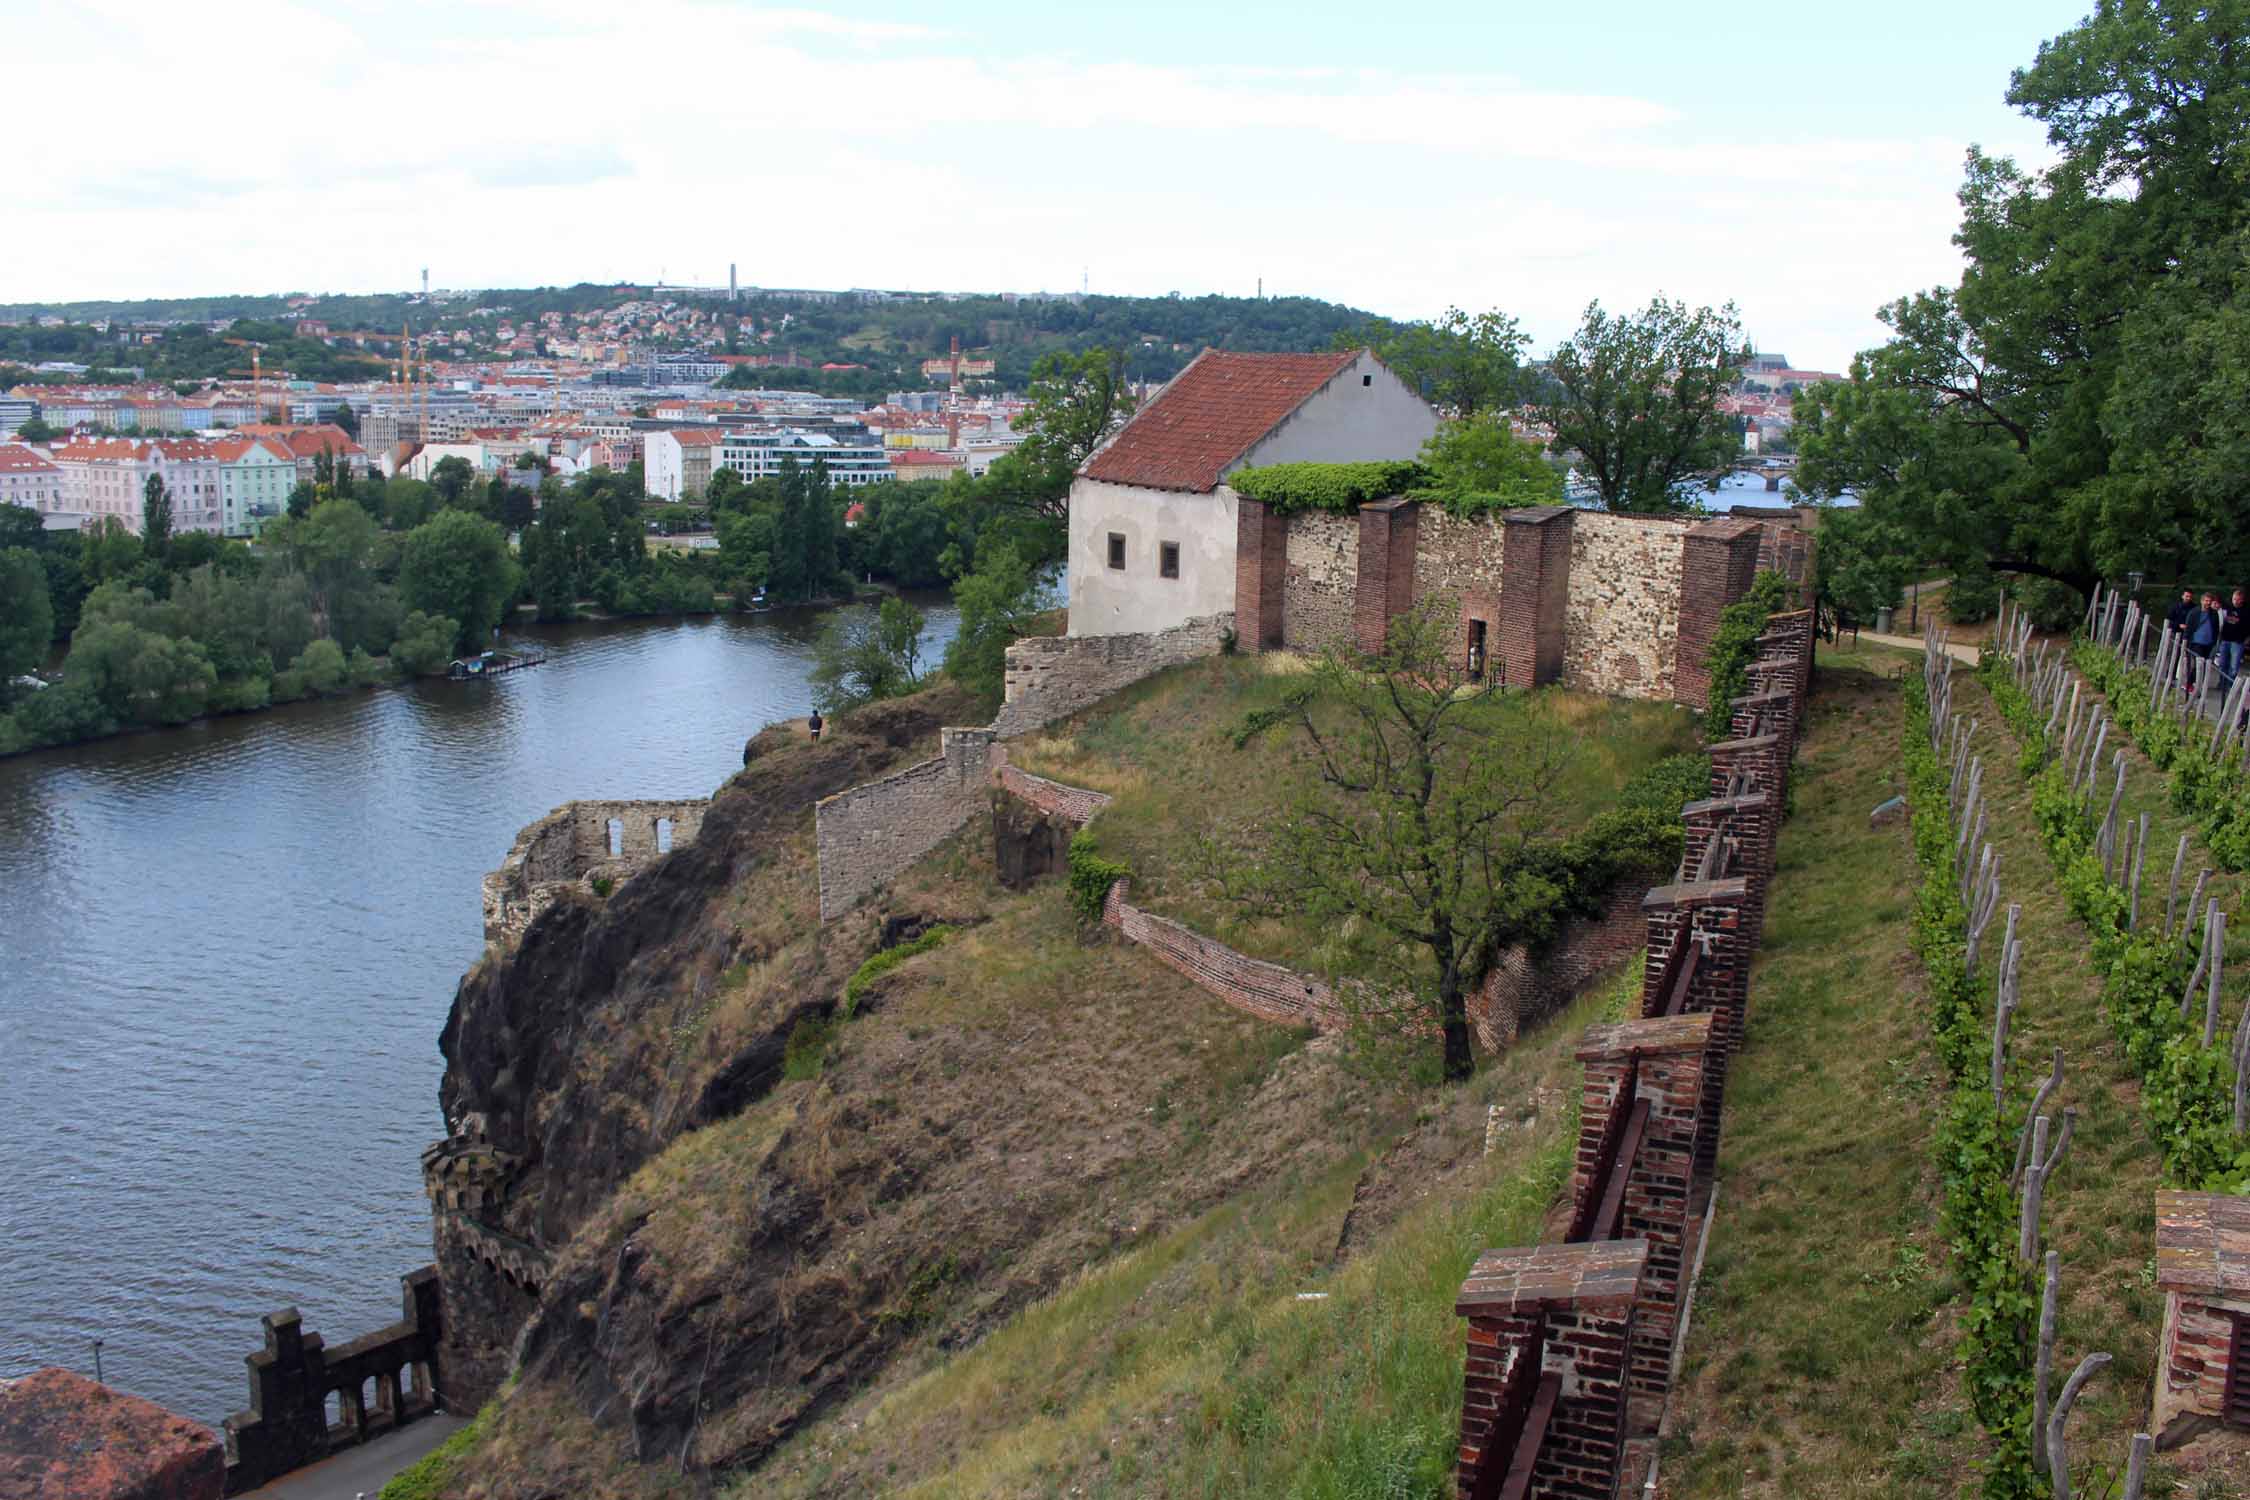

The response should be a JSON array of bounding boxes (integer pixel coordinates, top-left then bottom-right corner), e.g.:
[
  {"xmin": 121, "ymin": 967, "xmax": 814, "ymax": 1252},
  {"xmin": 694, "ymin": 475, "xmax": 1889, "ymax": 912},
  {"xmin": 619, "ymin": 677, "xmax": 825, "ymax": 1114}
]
[
  {"xmin": 1160, "ymin": 541, "xmax": 1180, "ymax": 579},
  {"xmin": 1467, "ymin": 619, "xmax": 1488, "ymax": 681},
  {"xmin": 2229, "ymin": 1312, "xmax": 2250, "ymax": 1426},
  {"xmin": 1362, "ymin": 374, "xmax": 1373, "ymax": 387},
  {"xmin": 1107, "ymin": 533, "xmax": 1126, "ymax": 570}
]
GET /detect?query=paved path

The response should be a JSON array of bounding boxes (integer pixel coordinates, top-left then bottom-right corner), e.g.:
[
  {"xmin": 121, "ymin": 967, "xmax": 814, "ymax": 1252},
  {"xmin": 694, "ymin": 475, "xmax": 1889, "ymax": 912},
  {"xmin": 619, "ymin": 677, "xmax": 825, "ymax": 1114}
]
[
  {"xmin": 237, "ymin": 1414, "xmax": 466, "ymax": 1500},
  {"xmin": 1857, "ymin": 632, "xmax": 1979, "ymax": 664}
]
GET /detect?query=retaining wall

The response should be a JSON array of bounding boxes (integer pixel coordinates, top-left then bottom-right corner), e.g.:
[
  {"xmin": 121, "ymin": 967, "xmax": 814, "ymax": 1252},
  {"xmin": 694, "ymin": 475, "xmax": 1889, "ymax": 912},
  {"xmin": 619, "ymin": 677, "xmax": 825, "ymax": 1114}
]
[
  {"xmin": 815, "ymin": 727, "xmax": 996, "ymax": 921},
  {"xmin": 1102, "ymin": 879, "xmax": 1348, "ymax": 1031},
  {"xmin": 1469, "ymin": 868, "xmax": 1661, "ymax": 1050},
  {"xmin": 994, "ymin": 612, "xmax": 1234, "ymax": 738}
]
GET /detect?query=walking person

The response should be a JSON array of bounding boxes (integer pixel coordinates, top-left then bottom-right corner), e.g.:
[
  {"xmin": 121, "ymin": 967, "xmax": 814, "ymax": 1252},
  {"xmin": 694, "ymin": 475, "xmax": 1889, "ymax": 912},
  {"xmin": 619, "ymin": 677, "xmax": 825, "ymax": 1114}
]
[
  {"xmin": 2221, "ymin": 587, "xmax": 2249, "ymax": 694},
  {"xmin": 2186, "ymin": 590, "xmax": 2222, "ymax": 701}
]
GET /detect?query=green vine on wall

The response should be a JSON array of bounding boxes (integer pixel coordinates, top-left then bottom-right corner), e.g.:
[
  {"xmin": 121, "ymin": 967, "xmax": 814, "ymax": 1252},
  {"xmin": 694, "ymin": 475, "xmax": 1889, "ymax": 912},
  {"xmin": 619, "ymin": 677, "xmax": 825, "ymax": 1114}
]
[
  {"xmin": 1066, "ymin": 831, "xmax": 1130, "ymax": 924},
  {"xmin": 1703, "ymin": 571, "xmax": 1797, "ymax": 737}
]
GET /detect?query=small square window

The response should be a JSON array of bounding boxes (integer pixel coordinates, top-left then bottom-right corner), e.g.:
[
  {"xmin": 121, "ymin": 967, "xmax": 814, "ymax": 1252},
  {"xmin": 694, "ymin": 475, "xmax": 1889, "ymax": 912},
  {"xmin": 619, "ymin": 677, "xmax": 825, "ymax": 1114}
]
[
  {"xmin": 1107, "ymin": 533, "xmax": 1126, "ymax": 570},
  {"xmin": 1160, "ymin": 541, "xmax": 1180, "ymax": 579},
  {"xmin": 1362, "ymin": 374, "xmax": 1372, "ymax": 387}
]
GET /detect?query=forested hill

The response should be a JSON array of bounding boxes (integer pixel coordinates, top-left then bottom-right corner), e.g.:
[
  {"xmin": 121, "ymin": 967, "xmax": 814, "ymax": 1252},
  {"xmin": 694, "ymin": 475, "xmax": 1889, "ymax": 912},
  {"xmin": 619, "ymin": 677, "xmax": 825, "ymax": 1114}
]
[{"xmin": 0, "ymin": 286, "xmax": 1400, "ymax": 392}]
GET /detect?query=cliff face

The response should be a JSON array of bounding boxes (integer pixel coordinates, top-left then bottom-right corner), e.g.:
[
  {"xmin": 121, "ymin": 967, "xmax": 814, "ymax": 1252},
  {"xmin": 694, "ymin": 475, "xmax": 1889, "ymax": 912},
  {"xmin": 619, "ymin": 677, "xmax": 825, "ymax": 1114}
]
[
  {"xmin": 427, "ymin": 685, "xmax": 982, "ymax": 1408},
  {"xmin": 415, "ymin": 687, "xmax": 1418, "ymax": 1499}
]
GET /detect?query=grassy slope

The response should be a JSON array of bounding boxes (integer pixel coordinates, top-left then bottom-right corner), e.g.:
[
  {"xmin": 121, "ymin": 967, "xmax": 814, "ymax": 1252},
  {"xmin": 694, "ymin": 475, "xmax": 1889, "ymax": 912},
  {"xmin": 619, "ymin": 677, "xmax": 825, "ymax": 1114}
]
[
  {"xmin": 1665, "ymin": 641, "xmax": 1975, "ymax": 1496},
  {"xmin": 1010, "ymin": 652, "xmax": 1700, "ymax": 977},
  {"xmin": 1669, "ymin": 640, "xmax": 2185, "ymax": 1497},
  {"xmin": 749, "ymin": 973, "xmax": 1629, "ymax": 1500}
]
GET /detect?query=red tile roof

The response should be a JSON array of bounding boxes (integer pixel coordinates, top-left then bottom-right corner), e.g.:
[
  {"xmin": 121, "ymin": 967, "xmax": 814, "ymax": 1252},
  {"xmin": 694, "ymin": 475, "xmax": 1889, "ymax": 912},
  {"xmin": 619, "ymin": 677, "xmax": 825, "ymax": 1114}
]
[
  {"xmin": 1080, "ymin": 349, "xmax": 1360, "ymax": 492},
  {"xmin": 0, "ymin": 444, "xmax": 60, "ymax": 472}
]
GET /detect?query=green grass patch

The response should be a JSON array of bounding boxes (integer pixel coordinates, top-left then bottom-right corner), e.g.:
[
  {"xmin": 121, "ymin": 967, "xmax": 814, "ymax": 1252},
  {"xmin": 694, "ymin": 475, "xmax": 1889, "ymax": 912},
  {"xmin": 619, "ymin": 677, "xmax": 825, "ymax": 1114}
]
[
  {"xmin": 377, "ymin": 1410, "xmax": 489, "ymax": 1500},
  {"xmin": 843, "ymin": 924, "xmax": 955, "ymax": 1016}
]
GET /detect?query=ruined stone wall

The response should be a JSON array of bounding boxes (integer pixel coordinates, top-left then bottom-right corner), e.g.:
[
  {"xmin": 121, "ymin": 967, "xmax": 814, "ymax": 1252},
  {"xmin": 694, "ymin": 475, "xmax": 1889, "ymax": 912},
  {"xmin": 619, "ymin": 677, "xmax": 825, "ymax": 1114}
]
[
  {"xmin": 993, "ymin": 756, "xmax": 1113, "ymax": 824},
  {"xmin": 994, "ymin": 612, "xmax": 1233, "ymax": 738},
  {"xmin": 1280, "ymin": 510, "xmax": 1359, "ymax": 651},
  {"xmin": 1102, "ymin": 879, "xmax": 1347, "ymax": 1031},
  {"xmin": 1469, "ymin": 867, "xmax": 1660, "ymax": 1051},
  {"xmin": 814, "ymin": 727, "xmax": 996, "ymax": 921},
  {"xmin": 1561, "ymin": 510, "xmax": 1689, "ymax": 699},
  {"xmin": 482, "ymin": 799, "xmax": 707, "ymax": 944}
]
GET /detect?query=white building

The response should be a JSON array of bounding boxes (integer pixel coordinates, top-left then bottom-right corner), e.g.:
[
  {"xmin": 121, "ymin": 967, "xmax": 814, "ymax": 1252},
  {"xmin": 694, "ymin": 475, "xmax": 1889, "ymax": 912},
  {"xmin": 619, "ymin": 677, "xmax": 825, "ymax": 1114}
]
[
  {"xmin": 644, "ymin": 427, "xmax": 726, "ymax": 501},
  {"xmin": 0, "ymin": 444, "xmax": 67, "ymax": 518},
  {"xmin": 212, "ymin": 436, "xmax": 297, "ymax": 537},
  {"xmin": 715, "ymin": 428, "xmax": 891, "ymax": 487},
  {"xmin": 49, "ymin": 437, "xmax": 227, "ymax": 535},
  {"xmin": 1066, "ymin": 349, "xmax": 1437, "ymax": 637}
]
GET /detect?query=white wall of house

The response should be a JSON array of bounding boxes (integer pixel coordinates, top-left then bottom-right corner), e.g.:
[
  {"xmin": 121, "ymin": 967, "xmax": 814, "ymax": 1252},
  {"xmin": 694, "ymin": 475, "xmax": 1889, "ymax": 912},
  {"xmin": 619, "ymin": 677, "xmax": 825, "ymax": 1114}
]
[
  {"xmin": 1233, "ymin": 349, "xmax": 1438, "ymax": 469},
  {"xmin": 1065, "ymin": 477, "xmax": 1239, "ymax": 637},
  {"xmin": 645, "ymin": 431, "xmax": 685, "ymax": 500}
]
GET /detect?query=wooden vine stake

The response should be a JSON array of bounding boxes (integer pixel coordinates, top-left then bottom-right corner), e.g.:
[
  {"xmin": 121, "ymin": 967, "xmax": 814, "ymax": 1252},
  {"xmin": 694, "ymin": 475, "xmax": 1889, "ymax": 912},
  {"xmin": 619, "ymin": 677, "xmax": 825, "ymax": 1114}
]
[
  {"xmin": 2202, "ymin": 909, "xmax": 2228, "ymax": 1047},
  {"xmin": 2127, "ymin": 812, "xmax": 2148, "ymax": 929},
  {"xmin": 2047, "ymin": 1351, "xmax": 2111, "ymax": 1500}
]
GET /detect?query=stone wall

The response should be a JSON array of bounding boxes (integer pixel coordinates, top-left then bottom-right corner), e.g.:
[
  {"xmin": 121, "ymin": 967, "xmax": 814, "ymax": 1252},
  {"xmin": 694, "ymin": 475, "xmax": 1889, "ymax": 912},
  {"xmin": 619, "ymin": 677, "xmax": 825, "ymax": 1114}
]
[
  {"xmin": 993, "ymin": 757, "xmax": 1113, "ymax": 824},
  {"xmin": 814, "ymin": 728, "xmax": 996, "ymax": 921},
  {"xmin": 220, "ymin": 1271, "xmax": 444, "ymax": 1494},
  {"xmin": 482, "ymin": 798, "xmax": 707, "ymax": 944},
  {"xmin": 1469, "ymin": 868, "xmax": 1660, "ymax": 1051},
  {"xmin": 1562, "ymin": 510, "xmax": 1689, "ymax": 699},
  {"xmin": 1281, "ymin": 509, "xmax": 1359, "ymax": 651},
  {"xmin": 1102, "ymin": 879, "xmax": 1347, "ymax": 1031},
  {"xmin": 995, "ymin": 612, "xmax": 1234, "ymax": 738}
]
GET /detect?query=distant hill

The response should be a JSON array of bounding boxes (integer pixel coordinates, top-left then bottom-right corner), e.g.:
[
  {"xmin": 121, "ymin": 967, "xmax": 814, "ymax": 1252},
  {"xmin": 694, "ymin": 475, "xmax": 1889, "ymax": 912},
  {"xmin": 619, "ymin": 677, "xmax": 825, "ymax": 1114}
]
[{"xmin": 0, "ymin": 285, "xmax": 1403, "ymax": 394}]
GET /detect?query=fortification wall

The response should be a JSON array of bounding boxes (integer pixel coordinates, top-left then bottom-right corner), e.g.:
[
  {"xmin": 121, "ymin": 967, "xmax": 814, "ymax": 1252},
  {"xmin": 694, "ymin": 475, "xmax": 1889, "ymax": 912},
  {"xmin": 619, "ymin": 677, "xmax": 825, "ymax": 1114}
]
[
  {"xmin": 1102, "ymin": 880, "xmax": 1346, "ymax": 1031},
  {"xmin": 814, "ymin": 728, "xmax": 997, "ymax": 921},
  {"xmin": 994, "ymin": 612, "xmax": 1233, "ymax": 738},
  {"xmin": 1562, "ymin": 511, "xmax": 1689, "ymax": 699},
  {"xmin": 1281, "ymin": 510, "xmax": 1359, "ymax": 651},
  {"xmin": 993, "ymin": 757, "xmax": 1113, "ymax": 823},
  {"xmin": 1410, "ymin": 508, "xmax": 1507, "ymax": 634},
  {"xmin": 481, "ymin": 799, "xmax": 707, "ymax": 944}
]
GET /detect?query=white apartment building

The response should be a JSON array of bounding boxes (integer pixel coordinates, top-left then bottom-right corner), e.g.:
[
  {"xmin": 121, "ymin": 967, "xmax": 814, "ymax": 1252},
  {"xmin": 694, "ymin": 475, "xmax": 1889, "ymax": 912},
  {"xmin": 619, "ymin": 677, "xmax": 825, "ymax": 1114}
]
[
  {"xmin": 49, "ymin": 438, "xmax": 227, "ymax": 535},
  {"xmin": 0, "ymin": 444, "xmax": 67, "ymax": 518},
  {"xmin": 715, "ymin": 428, "xmax": 890, "ymax": 488}
]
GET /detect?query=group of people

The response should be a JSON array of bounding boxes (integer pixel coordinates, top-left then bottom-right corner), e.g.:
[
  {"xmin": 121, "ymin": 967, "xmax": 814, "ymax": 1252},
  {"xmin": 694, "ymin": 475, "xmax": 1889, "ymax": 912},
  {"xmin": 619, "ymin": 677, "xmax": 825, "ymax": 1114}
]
[{"xmin": 2165, "ymin": 586, "xmax": 2250, "ymax": 696}]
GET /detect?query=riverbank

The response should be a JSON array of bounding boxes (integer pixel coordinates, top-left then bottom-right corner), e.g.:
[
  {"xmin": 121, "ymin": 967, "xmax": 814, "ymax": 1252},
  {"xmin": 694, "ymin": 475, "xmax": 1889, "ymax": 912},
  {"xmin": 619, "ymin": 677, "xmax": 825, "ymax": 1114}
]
[{"xmin": 0, "ymin": 603, "xmax": 962, "ymax": 1425}]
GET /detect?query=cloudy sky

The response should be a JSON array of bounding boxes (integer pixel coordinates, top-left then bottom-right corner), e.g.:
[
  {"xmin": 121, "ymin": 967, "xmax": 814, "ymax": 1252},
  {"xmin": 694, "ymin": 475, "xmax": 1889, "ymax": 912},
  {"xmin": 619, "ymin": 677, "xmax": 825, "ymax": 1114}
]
[{"xmin": 8, "ymin": 0, "xmax": 2081, "ymax": 368}]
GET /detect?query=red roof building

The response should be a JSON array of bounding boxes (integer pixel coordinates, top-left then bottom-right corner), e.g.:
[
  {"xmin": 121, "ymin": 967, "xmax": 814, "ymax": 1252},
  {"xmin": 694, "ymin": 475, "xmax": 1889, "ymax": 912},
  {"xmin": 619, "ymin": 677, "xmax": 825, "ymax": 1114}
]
[{"xmin": 1081, "ymin": 349, "xmax": 1361, "ymax": 493}]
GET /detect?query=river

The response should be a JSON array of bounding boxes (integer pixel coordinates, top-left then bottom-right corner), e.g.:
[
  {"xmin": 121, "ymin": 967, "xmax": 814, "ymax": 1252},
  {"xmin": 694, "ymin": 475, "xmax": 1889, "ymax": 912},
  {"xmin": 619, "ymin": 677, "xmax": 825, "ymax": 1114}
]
[{"xmin": 0, "ymin": 600, "xmax": 959, "ymax": 1427}]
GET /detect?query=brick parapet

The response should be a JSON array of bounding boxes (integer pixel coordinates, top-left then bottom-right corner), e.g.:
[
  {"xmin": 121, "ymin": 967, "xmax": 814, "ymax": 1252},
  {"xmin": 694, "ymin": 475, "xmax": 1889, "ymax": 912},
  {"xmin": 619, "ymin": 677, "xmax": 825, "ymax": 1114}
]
[
  {"xmin": 1354, "ymin": 497, "xmax": 1419, "ymax": 654},
  {"xmin": 1575, "ymin": 1013, "xmax": 1713, "ymax": 1403},
  {"xmin": 1672, "ymin": 518, "xmax": 1763, "ymax": 711},
  {"xmin": 1235, "ymin": 497, "xmax": 1288, "ymax": 650},
  {"xmin": 1498, "ymin": 506, "xmax": 1574, "ymax": 688},
  {"xmin": 991, "ymin": 758, "xmax": 1112, "ymax": 825},
  {"xmin": 1454, "ymin": 1241, "xmax": 1643, "ymax": 1500}
]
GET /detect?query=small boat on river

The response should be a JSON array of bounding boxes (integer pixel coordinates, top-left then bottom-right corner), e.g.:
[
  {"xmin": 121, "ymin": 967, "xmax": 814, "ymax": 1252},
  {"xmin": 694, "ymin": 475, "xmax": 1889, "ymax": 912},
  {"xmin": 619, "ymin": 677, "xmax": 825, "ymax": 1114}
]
[{"xmin": 447, "ymin": 649, "xmax": 547, "ymax": 680}]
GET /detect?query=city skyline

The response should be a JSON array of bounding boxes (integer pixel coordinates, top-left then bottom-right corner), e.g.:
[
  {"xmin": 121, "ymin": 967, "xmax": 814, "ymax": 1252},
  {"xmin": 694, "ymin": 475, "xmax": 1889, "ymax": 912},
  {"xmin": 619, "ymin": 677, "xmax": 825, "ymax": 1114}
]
[{"xmin": 14, "ymin": 1, "xmax": 2078, "ymax": 370}]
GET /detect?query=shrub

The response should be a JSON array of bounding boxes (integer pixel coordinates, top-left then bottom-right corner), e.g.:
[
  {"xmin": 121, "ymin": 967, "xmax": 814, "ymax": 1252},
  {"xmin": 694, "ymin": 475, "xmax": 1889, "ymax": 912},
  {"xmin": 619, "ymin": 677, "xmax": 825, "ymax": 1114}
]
[
  {"xmin": 2014, "ymin": 576, "xmax": 2084, "ymax": 633},
  {"xmin": 1066, "ymin": 831, "xmax": 1130, "ymax": 923},
  {"xmin": 783, "ymin": 1016, "xmax": 832, "ymax": 1081},
  {"xmin": 1229, "ymin": 461, "xmax": 1434, "ymax": 515},
  {"xmin": 389, "ymin": 610, "xmax": 459, "ymax": 677},
  {"xmin": 590, "ymin": 874, "xmax": 614, "ymax": 898},
  {"xmin": 842, "ymin": 925, "xmax": 955, "ymax": 1016},
  {"xmin": 1946, "ymin": 568, "xmax": 2000, "ymax": 623}
]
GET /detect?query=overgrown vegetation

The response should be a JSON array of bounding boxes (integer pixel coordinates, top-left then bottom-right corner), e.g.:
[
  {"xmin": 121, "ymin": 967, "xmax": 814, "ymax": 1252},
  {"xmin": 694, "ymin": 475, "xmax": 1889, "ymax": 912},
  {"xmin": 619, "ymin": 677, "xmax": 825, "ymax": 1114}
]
[
  {"xmin": 1704, "ymin": 569, "xmax": 1796, "ymax": 735},
  {"xmin": 1227, "ymin": 461, "xmax": 1434, "ymax": 516},
  {"xmin": 841, "ymin": 924, "xmax": 955, "ymax": 1015},
  {"xmin": 1065, "ymin": 831, "xmax": 1129, "ymax": 923},
  {"xmin": 2075, "ymin": 636, "xmax": 2250, "ymax": 871},
  {"xmin": 377, "ymin": 1410, "xmax": 489, "ymax": 1500}
]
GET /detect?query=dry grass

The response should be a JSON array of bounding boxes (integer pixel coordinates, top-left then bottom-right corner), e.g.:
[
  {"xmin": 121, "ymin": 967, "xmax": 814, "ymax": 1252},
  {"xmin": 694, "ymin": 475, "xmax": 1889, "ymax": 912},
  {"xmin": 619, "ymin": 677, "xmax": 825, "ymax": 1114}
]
[{"xmin": 1009, "ymin": 652, "xmax": 1701, "ymax": 978}]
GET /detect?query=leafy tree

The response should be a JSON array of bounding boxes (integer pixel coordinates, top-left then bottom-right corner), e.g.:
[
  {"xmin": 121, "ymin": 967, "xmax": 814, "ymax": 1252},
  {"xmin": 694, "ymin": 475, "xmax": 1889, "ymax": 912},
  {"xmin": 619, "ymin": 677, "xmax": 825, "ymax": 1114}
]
[
  {"xmin": 1001, "ymin": 348, "xmax": 1138, "ymax": 521},
  {"xmin": 141, "ymin": 474, "xmax": 174, "ymax": 558},
  {"xmin": 0, "ymin": 548, "xmax": 53, "ymax": 679},
  {"xmin": 809, "ymin": 596, "xmax": 926, "ymax": 712},
  {"xmin": 1793, "ymin": 2, "xmax": 2250, "ymax": 593},
  {"xmin": 1340, "ymin": 306, "xmax": 1528, "ymax": 416},
  {"xmin": 389, "ymin": 610, "xmax": 459, "ymax": 676},
  {"xmin": 1232, "ymin": 600, "xmax": 1576, "ymax": 1082},
  {"xmin": 286, "ymin": 480, "xmax": 318, "ymax": 521},
  {"xmin": 329, "ymin": 402, "xmax": 359, "ymax": 440},
  {"xmin": 1539, "ymin": 297, "xmax": 1752, "ymax": 513},
  {"xmin": 941, "ymin": 542, "xmax": 1045, "ymax": 702},
  {"xmin": 429, "ymin": 455, "xmax": 474, "ymax": 508},
  {"xmin": 1809, "ymin": 505, "xmax": 1913, "ymax": 630},
  {"xmin": 80, "ymin": 517, "xmax": 144, "ymax": 588},
  {"xmin": 15, "ymin": 416, "xmax": 56, "ymax": 443},
  {"xmin": 274, "ymin": 638, "xmax": 348, "ymax": 700},
  {"xmin": 1419, "ymin": 413, "xmax": 1564, "ymax": 507},
  {"xmin": 397, "ymin": 509, "xmax": 518, "ymax": 651},
  {"xmin": 497, "ymin": 477, "xmax": 537, "ymax": 534},
  {"xmin": 65, "ymin": 619, "xmax": 215, "ymax": 725},
  {"xmin": 383, "ymin": 476, "xmax": 436, "ymax": 531}
]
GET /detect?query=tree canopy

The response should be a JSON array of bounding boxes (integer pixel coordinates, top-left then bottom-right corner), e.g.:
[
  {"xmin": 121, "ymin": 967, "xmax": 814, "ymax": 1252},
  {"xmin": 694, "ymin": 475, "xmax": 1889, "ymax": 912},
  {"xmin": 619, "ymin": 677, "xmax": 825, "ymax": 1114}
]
[
  {"xmin": 1538, "ymin": 298, "xmax": 1751, "ymax": 514},
  {"xmin": 1792, "ymin": 0, "xmax": 2250, "ymax": 593}
]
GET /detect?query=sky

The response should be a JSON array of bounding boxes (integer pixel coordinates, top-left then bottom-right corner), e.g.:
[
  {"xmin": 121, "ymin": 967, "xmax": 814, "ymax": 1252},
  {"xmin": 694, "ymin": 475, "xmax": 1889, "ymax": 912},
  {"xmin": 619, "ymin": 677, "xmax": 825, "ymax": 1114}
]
[{"xmin": 4, "ymin": 0, "xmax": 2090, "ymax": 369}]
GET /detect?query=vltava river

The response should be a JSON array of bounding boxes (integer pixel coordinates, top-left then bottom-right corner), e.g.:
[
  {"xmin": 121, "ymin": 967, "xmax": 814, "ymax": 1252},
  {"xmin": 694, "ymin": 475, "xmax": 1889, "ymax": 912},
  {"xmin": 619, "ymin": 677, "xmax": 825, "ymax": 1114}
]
[{"xmin": 0, "ymin": 602, "xmax": 959, "ymax": 1426}]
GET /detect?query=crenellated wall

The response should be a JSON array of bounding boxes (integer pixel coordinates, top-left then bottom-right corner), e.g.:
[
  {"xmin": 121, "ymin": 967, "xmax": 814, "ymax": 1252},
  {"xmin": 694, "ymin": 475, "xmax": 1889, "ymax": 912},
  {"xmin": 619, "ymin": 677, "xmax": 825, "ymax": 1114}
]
[{"xmin": 481, "ymin": 799, "xmax": 707, "ymax": 944}]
